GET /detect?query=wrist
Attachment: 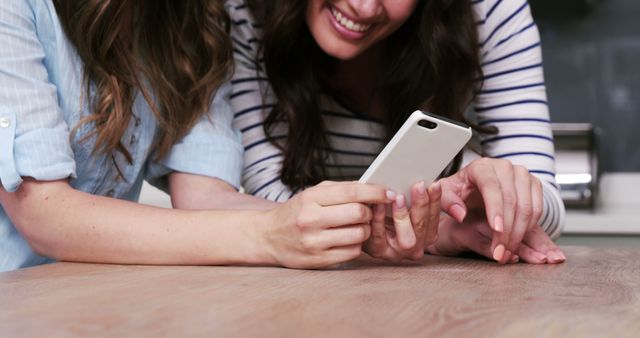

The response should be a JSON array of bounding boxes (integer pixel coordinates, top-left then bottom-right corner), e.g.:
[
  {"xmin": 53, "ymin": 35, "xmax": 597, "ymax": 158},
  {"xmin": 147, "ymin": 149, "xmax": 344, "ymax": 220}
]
[
  {"xmin": 206, "ymin": 209, "xmax": 278, "ymax": 266},
  {"xmin": 250, "ymin": 209, "xmax": 279, "ymax": 266}
]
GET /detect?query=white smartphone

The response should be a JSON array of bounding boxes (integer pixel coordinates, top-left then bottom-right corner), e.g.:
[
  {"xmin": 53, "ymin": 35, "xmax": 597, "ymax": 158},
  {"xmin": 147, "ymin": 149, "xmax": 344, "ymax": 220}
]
[{"xmin": 359, "ymin": 110, "xmax": 472, "ymax": 202}]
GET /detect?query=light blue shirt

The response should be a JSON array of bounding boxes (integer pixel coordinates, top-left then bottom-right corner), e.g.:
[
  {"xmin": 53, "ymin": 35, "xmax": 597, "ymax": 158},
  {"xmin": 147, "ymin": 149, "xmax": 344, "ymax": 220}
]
[{"xmin": 0, "ymin": 0, "xmax": 243, "ymax": 271}]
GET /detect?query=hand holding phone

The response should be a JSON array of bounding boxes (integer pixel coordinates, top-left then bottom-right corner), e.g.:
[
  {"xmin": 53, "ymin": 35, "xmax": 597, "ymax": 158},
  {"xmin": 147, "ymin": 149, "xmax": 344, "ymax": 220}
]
[{"xmin": 359, "ymin": 110, "xmax": 472, "ymax": 202}]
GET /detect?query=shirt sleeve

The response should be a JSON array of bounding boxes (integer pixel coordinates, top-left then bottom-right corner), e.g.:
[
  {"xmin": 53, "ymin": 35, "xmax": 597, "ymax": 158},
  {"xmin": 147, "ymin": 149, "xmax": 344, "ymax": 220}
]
[
  {"xmin": 473, "ymin": 0, "xmax": 565, "ymax": 239},
  {"xmin": 0, "ymin": 0, "xmax": 75, "ymax": 193},
  {"xmin": 145, "ymin": 81, "xmax": 244, "ymax": 191},
  {"xmin": 227, "ymin": 0, "xmax": 294, "ymax": 201}
]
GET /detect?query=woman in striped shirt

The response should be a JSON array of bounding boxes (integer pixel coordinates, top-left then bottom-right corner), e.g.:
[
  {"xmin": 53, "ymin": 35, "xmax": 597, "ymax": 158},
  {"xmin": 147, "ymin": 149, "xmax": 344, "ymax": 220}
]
[{"xmin": 229, "ymin": 0, "xmax": 566, "ymax": 264}]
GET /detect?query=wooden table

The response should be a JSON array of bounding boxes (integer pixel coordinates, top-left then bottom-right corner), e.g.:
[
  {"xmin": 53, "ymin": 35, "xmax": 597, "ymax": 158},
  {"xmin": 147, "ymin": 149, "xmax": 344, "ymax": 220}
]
[{"xmin": 1, "ymin": 246, "xmax": 639, "ymax": 337}]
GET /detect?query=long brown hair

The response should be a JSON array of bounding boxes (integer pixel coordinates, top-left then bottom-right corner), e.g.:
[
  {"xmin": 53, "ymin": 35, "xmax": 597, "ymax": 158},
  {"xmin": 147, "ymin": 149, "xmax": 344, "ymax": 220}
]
[
  {"xmin": 54, "ymin": 0, "xmax": 232, "ymax": 166},
  {"xmin": 250, "ymin": 0, "xmax": 490, "ymax": 191}
]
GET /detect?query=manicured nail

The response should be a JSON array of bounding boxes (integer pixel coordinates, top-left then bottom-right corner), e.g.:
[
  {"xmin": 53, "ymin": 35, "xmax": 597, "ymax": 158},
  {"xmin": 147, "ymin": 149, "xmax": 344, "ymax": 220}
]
[
  {"xmin": 558, "ymin": 250, "xmax": 567, "ymax": 261},
  {"xmin": 493, "ymin": 215, "xmax": 504, "ymax": 233},
  {"xmin": 416, "ymin": 181, "xmax": 426, "ymax": 196},
  {"xmin": 510, "ymin": 255, "xmax": 520, "ymax": 263},
  {"xmin": 431, "ymin": 181, "xmax": 442, "ymax": 193},
  {"xmin": 395, "ymin": 194, "xmax": 406, "ymax": 209},
  {"xmin": 386, "ymin": 190, "xmax": 396, "ymax": 201},
  {"xmin": 532, "ymin": 251, "xmax": 547, "ymax": 263},
  {"xmin": 450, "ymin": 204, "xmax": 467, "ymax": 222},
  {"xmin": 548, "ymin": 250, "xmax": 565, "ymax": 263},
  {"xmin": 547, "ymin": 251, "xmax": 561, "ymax": 263},
  {"xmin": 493, "ymin": 244, "xmax": 505, "ymax": 261}
]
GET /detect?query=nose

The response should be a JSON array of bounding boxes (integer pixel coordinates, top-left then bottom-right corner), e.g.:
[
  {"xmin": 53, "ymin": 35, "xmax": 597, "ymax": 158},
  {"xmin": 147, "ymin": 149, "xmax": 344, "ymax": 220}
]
[{"xmin": 346, "ymin": 0, "xmax": 382, "ymax": 19}]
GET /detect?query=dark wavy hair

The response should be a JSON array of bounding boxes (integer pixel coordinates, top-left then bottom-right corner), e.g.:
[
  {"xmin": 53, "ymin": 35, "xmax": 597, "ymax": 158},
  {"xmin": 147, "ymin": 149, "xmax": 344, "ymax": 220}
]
[
  {"xmin": 250, "ymin": 0, "xmax": 490, "ymax": 191},
  {"xmin": 54, "ymin": 0, "xmax": 232, "ymax": 169}
]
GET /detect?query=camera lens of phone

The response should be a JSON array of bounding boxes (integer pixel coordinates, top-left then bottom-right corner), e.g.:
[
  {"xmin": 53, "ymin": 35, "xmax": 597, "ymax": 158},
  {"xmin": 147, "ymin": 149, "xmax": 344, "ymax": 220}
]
[{"xmin": 418, "ymin": 119, "xmax": 437, "ymax": 130}]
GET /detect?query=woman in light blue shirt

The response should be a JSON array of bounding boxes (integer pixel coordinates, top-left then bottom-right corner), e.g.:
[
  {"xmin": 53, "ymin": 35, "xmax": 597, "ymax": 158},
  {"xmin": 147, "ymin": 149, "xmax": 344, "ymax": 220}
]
[{"xmin": 0, "ymin": 0, "xmax": 398, "ymax": 271}]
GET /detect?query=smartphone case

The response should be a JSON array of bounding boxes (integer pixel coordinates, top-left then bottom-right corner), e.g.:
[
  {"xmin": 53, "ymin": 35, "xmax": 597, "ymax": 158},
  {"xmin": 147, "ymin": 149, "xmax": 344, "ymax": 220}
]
[{"xmin": 359, "ymin": 110, "xmax": 472, "ymax": 201}]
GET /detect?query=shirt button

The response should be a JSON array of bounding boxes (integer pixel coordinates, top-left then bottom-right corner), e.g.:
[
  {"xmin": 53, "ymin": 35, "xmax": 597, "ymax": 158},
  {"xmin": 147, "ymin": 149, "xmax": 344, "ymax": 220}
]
[
  {"xmin": 134, "ymin": 118, "xmax": 141, "ymax": 127},
  {"xmin": 0, "ymin": 117, "xmax": 10, "ymax": 128},
  {"xmin": 106, "ymin": 189, "xmax": 115, "ymax": 197},
  {"xmin": 130, "ymin": 134, "xmax": 136, "ymax": 145}
]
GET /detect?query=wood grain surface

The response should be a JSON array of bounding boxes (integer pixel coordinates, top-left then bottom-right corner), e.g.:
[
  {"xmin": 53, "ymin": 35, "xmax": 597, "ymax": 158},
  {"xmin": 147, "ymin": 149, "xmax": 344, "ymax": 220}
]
[{"xmin": 1, "ymin": 246, "xmax": 639, "ymax": 338}]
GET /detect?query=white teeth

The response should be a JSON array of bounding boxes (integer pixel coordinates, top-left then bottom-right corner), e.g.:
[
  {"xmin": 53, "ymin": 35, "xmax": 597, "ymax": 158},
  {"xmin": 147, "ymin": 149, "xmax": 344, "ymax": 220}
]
[{"xmin": 330, "ymin": 7, "xmax": 371, "ymax": 33}]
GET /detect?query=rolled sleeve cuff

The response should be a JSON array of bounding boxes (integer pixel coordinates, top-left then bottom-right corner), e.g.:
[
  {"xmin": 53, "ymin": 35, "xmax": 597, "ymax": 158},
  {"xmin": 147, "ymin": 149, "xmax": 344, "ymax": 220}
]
[
  {"xmin": 159, "ymin": 132, "xmax": 243, "ymax": 189},
  {"xmin": 539, "ymin": 180, "xmax": 566, "ymax": 240},
  {"xmin": 0, "ymin": 109, "xmax": 75, "ymax": 192}
]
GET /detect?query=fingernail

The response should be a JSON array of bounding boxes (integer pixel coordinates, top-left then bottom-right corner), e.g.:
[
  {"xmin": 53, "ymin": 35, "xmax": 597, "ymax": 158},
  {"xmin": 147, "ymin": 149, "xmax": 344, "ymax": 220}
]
[
  {"xmin": 558, "ymin": 250, "xmax": 567, "ymax": 261},
  {"xmin": 450, "ymin": 204, "xmax": 467, "ymax": 222},
  {"xmin": 510, "ymin": 254, "xmax": 520, "ymax": 263},
  {"xmin": 493, "ymin": 215, "xmax": 504, "ymax": 233},
  {"xmin": 395, "ymin": 194, "xmax": 405, "ymax": 209},
  {"xmin": 417, "ymin": 181, "xmax": 426, "ymax": 196},
  {"xmin": 493, "ymin": 244, "xmax": 505, "ymax": 261},
  {"xmin": 547, "ymin": 251, "xmax": 560, "ymax": 263},
  {"xmin": 432, "ymin": 181, "xmax": 442, "ymax": 193},
  {"xmin": 532, "ymin": 251, "xmax": 547, "ymax": 263},
  {"xmin": 386, "ymin": 190, "xmax": 396, "ymax": 201},
  {"xmin": 548, "ymin": 250, "xmax": 565, "ymax": 263}
]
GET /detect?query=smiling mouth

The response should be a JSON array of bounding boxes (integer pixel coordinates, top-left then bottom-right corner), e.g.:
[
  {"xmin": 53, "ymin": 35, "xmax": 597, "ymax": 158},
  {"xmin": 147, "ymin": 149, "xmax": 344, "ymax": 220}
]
[{"xmin": 330, "ymin": 6, "xmax": 372, "ymax": 33}]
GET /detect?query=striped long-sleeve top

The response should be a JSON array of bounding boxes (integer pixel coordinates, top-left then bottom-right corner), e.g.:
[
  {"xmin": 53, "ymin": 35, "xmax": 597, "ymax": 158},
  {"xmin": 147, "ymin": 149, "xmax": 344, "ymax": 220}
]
[{"xmin": 227, "ymin": 0, "xmax": 566, "ymax": 239}]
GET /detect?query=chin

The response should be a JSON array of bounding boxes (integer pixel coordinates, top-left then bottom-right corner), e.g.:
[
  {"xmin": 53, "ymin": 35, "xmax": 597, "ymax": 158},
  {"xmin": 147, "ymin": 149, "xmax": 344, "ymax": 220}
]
[
  {"xmin": 329, "ymin": 51, "xmax": 360, "ymax": 60},
  {"xmin": 322, "ymin": 44, "xmax": 363, "ymax": 60}
]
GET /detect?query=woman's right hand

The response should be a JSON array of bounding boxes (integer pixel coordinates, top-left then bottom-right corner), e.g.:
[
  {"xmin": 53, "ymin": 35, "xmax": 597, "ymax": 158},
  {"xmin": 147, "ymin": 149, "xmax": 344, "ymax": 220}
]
[
  {"xmin": 364, "ymin": 181, "xmax": 442, "ymax": 262},
  {"xmin": 262, "ymin": 181, "xmax": 394, "ymax": 269}
]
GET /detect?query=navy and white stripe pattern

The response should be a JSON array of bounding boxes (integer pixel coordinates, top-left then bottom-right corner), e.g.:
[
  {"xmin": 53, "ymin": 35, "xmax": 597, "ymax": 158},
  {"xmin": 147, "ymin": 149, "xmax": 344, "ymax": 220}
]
[{"xmin": 227, "ymin": 0, "xmax": 565, "ymax": 238}]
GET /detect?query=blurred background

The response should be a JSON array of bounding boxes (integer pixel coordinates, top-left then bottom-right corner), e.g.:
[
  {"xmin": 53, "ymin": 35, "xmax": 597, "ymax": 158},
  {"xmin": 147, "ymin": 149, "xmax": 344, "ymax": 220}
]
[
  {"xmin": 533, "ymin": 0, "xmax": 639, "ymax": 173},
  {"xmin": 139, "ymin": 0, "xmax": 640, "ymax": 244},
  {"xmin": 529, "ymin": 0, "xmax": 640, "ymax": 243}
]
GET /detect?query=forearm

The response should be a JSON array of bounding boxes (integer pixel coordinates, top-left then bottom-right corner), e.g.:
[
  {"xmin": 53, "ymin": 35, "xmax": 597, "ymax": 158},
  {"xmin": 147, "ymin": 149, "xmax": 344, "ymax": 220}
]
[
  {"xmin": 168, "ymin": 172, "xmax": 277, "ymax": 210},
  {"xmin": 203, "ymin": 190, "xmax": 278, "ymax": 210},
  {"xmin": 1, "ymin": 180, "xmax": 274, "ymax": 266}
]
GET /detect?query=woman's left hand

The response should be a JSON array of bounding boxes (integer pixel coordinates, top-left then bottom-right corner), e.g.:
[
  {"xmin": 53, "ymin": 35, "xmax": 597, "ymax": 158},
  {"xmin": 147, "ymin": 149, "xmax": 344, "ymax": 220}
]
[
  {"xmin": 426, "ymin": 211, "xmax": 565, "ymax": 264},
  {"xmin": 434, "ymin": 158, "xmax": 566, "ymax": 264}
]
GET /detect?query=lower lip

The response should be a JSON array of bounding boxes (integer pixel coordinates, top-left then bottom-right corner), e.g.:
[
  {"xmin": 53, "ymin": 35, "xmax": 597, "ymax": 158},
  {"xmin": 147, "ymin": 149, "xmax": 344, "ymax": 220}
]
[{"xmin": 325, "ymin": 6, "xmax": 368, "ymax": 41}]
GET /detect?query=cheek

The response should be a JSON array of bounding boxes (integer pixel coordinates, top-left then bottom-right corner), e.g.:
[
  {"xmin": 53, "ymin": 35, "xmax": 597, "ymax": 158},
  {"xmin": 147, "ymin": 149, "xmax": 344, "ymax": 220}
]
[
  {"xmin": 306, "ymin": 1, "xmax": 328, "ymax": 43},
  {"xmin": 385, "ymin": 0, "xmax": 419, "ymax": 27},
  {"xmin": 306, "ymin": 0, "xmax": 331, "ymax": 30}
]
